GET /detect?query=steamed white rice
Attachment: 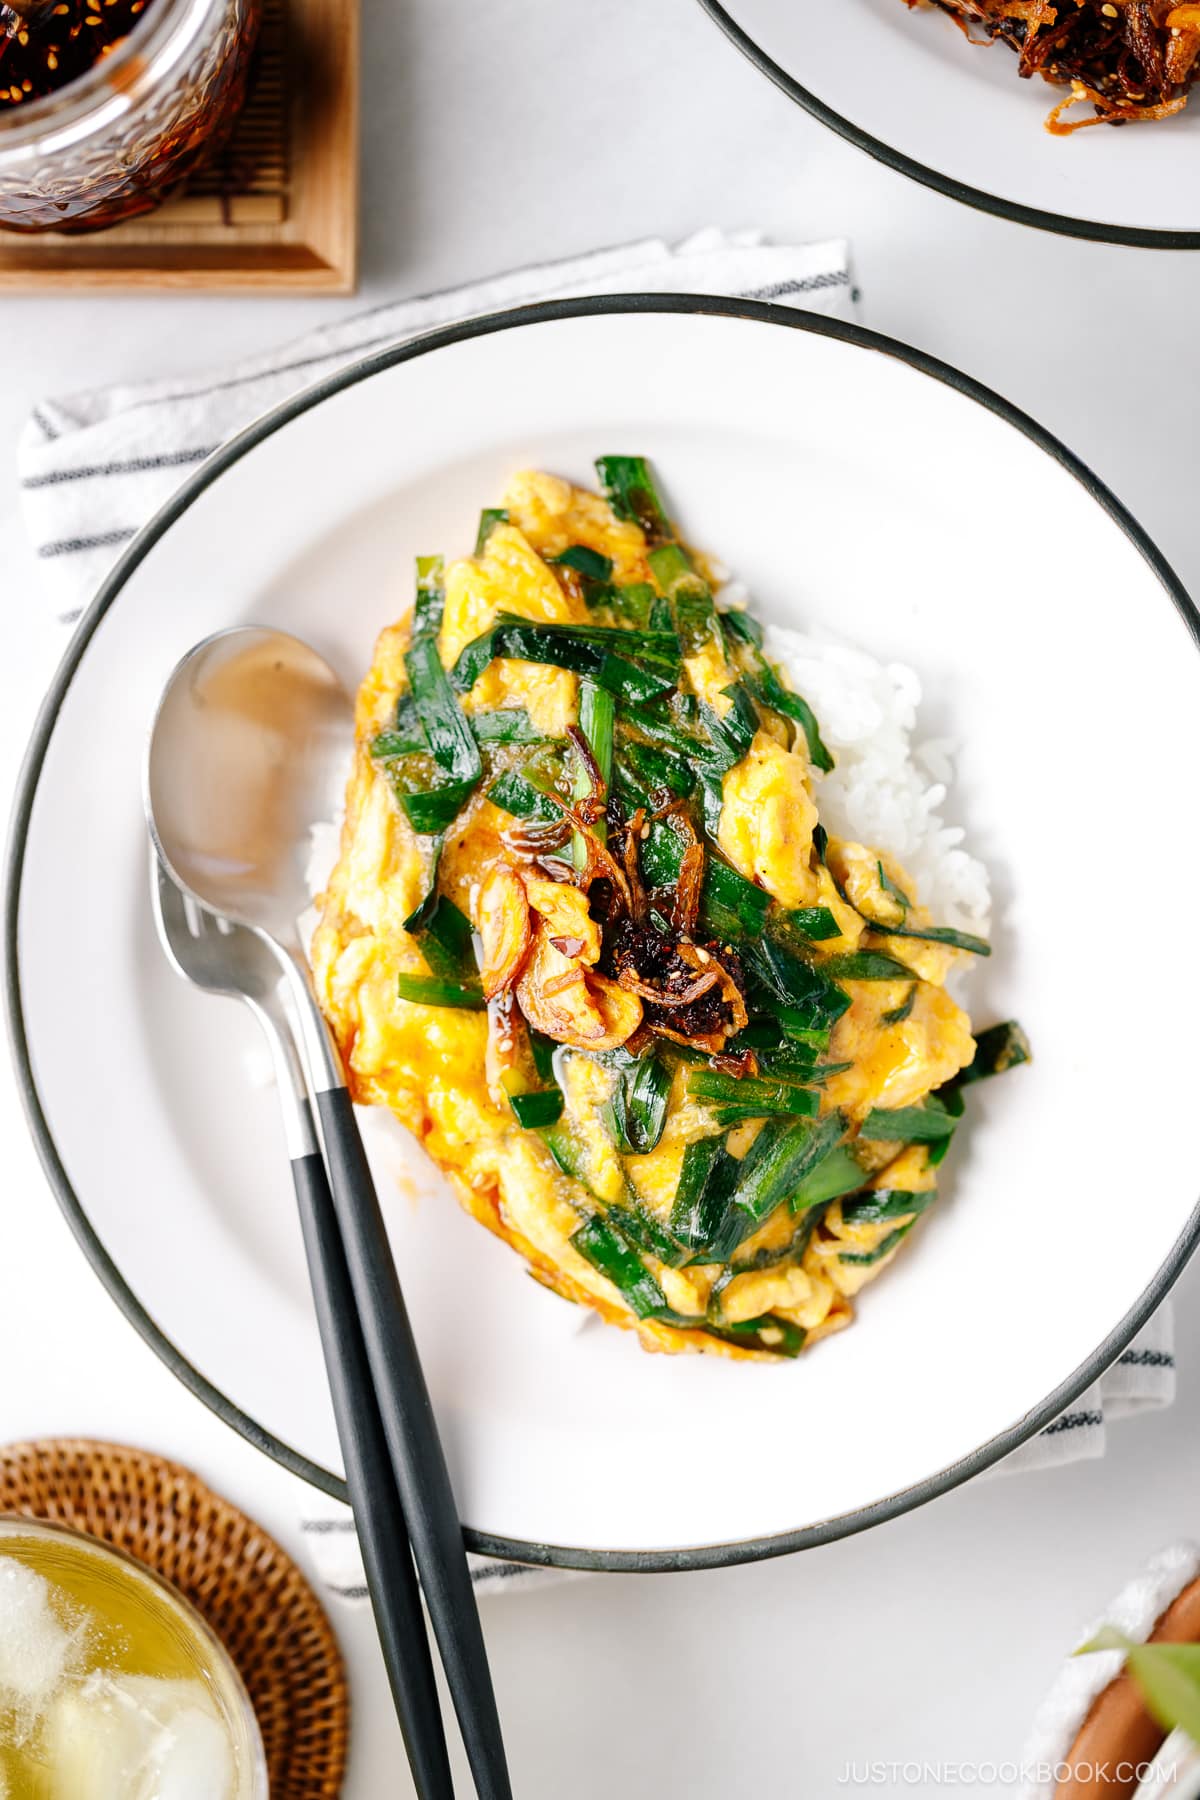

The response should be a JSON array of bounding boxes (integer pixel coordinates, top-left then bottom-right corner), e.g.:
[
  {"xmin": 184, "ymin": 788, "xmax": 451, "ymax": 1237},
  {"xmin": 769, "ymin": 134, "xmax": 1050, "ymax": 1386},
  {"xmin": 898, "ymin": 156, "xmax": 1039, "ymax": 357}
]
[{"xmin": 760, "ymin": 619, "xmax": 990, "ymax": 940}]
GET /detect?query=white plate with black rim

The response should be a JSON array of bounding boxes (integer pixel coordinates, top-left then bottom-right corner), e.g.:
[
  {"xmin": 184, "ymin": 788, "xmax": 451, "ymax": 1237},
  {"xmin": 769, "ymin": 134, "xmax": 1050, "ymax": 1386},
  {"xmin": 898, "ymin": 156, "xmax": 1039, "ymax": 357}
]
[
  {"xmin": 6, "ymin": 297, "xmax": 1200, "ymax": 1570},
  {"xmin": 697, "ymin": 0, "xmax": 1200, "ymax": 249}
]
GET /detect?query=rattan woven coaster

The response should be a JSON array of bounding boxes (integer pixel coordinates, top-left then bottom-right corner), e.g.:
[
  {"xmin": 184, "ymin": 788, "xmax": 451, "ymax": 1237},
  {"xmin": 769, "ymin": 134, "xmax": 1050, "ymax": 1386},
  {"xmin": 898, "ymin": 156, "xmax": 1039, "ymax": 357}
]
[{"xmin": 0, "ymin": 1436, "xmax": 349, "ymax": 1798}]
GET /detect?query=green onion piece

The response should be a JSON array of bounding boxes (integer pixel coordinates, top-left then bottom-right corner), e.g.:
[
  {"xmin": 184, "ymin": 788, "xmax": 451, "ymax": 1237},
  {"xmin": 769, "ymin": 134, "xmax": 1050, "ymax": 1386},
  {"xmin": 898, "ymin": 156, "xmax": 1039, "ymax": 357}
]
[
  {"xmin": 877, "ymin": 861, "xmax": 912, "ymax": 915},
  {"xmin": 452, "ymin": 618, "xmax": 679, "ymax": 704},
  {"xmin": 723, "ymin": 1111, "xmax": 847, "ymax": 1236},
  {"xmin": 960, "ymin": 1020, "xmax": 1031, "ymax": 1083},
  {"xmin": 686, "ymin": 1070, "xmax": 819, "ymax": 1118},
  {"xmin": 648, "ymin": 545, "xmax": 723, "ymax": 660},
  {"xmin": 789, "ymin": 1143, "xmax": 867, "ymax": 1214},
  {"xmin": 530, "ymin": 1030, "xmax": 558, "ymax": 1085},
  {"xmin": 570, "ymin": 1215, "xmax": 668, "ymax": 1319},
  {"xmin": 405, "ymin": 633, "xmax": 482, "ymax": 785},
  {"xmin": 839, "ymin": 1225, "xmax": 913, "ymax": 1267},
  {"xmin": 775, "ymin": 1008, "xmax": 832, "ymax": 1049},
  {"xmin": 647, "ymin": 542, "xmax": 692, "ymax": 592},
  {"xmin": 486, "ymin": 771, "xmax": 558, "ymax": 820},
  {"xmin": 744, "ymin": 667, "xmax": 834, "ymax": 773},
  {"xmin": 595, "ymin": 455, "xmax": 672, "ymax": 543},
  {"xmin": 510, "ymin": 1090, "xmax": 565, "ymax": 1130},
  {"xmin": 385, "ymin": 761, "xmax": 478, "ymax": 835},
  {"xmin": 607, "ymin": 1198, "xmax": 688, "ymax": 1267},
  {"xmin": 593, "ymin": 581, "xmax": 656, "ymax": 625},
  {"xmin": 788, "ymin": 907, "xmax": 841, "ymax": 942},
  {"xmin": 859, "ymin": 1100, "xmax": 957, "ymax": 1144},
  {"xmin": 746, "ymin": 937, "xmax": 850, "ymax": 1031},
  {"xmin": 821, "ymin": 951, "xmax": 916, "ymax": 982},
  {"xmin": 372, "ymin": 727, "xmax": 422, "ymax": 759},
  {"xmin": 703, "ymin": 859, "xmax": 771, "ymax": 937},
  {"xmin": 550, "ymin": 545, "xmax": 614, "ymax": 582},
  {"xmin": 935, "ymin": 1020, "xmax": 1032, "ymax": 1114},
  {"xmin": 841, "ymin": 1188, "xmax": 937, "ymax": 1226},
  {"xmin": 749, "ymin": 1036, "xmax": 818, "ymax": 1077},
  {"xmin": 474, "ymin": 509, "xmax": 508, "ymax": 555},
  {"xmin": 718, "ymin": 608, "xmax": 764, "ymax": 649},
  {"xmin": 470, "ymin": 708, "xmax": 543, "ymax": 745},
  {"xmin": 397, "ymin": 571, "xmax": 483, "ymax": 835},
  {"xmin": 372, "ymin": 692, "xmax": 426, "ymax": 760},
  {"xmin": 670, "ymin": 1137, "xmax": 732, "ymax": 1251},
  {"xmin": 541, "ymin": 1119, "xmax": 588, "ymax": 1183},
  {"xmin": 572, "ymin": 679, "xmax": 615, "ymax": 868},
  {"xmin": 396, "ymin": 973, "xmax": 484, "ymax": 1010},
  {"xmin": 882, "ymin": 987, "xmax": 917, "ymax": 1026},
  {"xmin": 401, "ymin": 835, "xmax": 445, "ymax": 932},
  {"xmin": 704, "ymin": 1315, "xmax": 806, "ymax": 1357},
  {"xmin": 621, "ymin": 738, "xmax": 695, "ymax": 800},
  {"xmin": 605, "ymin": 1057, "xmax": 673, "ymax": 1157},
  {"xmin": 416, "ymin": 896, "xmax": 476, "ymax": 980},
  {"xmin": 413, "ymin": 554, "xmax": 445, "ymax": 638},
  {"xmin": 699, "ymin": 684, "xmax": 758, "ymax": 769},
  {"xmin": 880, "ymin": 922, "xmax": 992, "ymax": 957}
]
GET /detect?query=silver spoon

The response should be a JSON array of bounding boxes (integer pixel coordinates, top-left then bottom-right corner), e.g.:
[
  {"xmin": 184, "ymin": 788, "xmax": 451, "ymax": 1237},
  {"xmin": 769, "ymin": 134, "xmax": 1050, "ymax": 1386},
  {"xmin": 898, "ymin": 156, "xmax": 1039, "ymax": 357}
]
[
  {"xmin": 145, "ymin": 625, "xmax": 513, "ymax": 1800},
  {"xmin": 148, "ymin": 850, "xmax": 454, "ymax": 1798}
]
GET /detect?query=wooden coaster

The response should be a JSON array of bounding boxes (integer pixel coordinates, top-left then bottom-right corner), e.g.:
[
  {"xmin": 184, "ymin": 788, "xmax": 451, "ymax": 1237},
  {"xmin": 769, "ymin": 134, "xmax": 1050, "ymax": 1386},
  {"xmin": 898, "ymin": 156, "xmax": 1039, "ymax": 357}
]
[
  {"xmin": 1056, "ymin": 1574, "xmax": 1200, "ymax": 1798},
  {"xmin": 0, "ymin": 1437, "xmax": 350, "ymax": 1798},
  {"xmin": 0, "ymin": 0, "xmax": 357, "ymax": 291}
]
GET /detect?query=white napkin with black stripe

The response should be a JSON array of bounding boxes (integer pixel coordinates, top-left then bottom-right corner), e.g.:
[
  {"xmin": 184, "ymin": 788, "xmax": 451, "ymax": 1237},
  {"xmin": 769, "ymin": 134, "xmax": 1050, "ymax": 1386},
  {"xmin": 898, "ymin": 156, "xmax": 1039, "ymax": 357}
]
[{"xmin": 14, "ymin": 226, "xmax": 1176, "ymax": 1599}]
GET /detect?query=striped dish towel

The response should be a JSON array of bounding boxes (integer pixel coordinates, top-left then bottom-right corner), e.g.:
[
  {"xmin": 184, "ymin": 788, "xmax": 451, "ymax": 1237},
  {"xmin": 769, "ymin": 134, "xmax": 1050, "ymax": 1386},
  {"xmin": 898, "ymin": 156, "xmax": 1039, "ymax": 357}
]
[{"xmin": 14, "ymin": 226, "xmax": 1175, "ymax": 1597}]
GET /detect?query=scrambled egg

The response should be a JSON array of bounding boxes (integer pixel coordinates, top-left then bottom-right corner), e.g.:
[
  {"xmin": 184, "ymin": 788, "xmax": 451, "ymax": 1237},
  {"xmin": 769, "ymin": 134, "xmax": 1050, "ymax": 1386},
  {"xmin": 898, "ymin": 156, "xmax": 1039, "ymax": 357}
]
[{"xmin": 311, "ymin": 470, "xmax": 980, "ymax": 1359}]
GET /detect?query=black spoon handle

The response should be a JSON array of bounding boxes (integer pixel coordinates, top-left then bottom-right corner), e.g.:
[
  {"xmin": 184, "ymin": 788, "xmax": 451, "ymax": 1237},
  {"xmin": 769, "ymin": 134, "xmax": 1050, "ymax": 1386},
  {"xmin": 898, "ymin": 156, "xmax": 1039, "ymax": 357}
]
[
  {"xmin": 291, "ymin": 1148, "xmax": 456, "ymax": 1800},
  {"xmin": 315, "ymin": 1085, "xmax": 513, "ymax": 1800}
]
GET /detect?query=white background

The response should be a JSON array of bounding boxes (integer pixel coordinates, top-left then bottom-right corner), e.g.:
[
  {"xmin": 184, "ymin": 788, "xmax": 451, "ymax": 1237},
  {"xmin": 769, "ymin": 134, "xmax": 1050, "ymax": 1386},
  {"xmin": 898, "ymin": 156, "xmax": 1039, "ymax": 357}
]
[{"xmin": 3, "ymin": 1, "xmax": 1200, "ymax": 1794}]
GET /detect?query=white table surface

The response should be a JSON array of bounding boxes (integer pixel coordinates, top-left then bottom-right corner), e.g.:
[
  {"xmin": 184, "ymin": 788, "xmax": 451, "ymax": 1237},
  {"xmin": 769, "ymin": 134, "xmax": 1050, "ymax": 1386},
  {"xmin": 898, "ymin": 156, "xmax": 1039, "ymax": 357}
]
[{"xmin": 4, "ymin": 2, "xmax": 1200, "ymax": 1794}]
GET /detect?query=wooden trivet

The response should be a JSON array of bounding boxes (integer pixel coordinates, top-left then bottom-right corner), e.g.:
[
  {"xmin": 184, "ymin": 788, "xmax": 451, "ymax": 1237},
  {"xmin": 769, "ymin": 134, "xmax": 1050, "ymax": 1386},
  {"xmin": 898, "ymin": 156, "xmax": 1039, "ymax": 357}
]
[
  {"xmin": 0, "ymin": 0, "xmax": 357, "ymax": 291},
  {"xmin": 0, "ymin": 1436, "xmax": 350, "ymax": 1798}
]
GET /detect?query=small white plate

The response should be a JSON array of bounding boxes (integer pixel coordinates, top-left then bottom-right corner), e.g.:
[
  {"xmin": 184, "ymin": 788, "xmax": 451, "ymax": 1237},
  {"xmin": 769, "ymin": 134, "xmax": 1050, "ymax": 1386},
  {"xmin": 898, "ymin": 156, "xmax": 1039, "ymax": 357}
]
[
  {"xmin": 698, "ymin": 0, "xmax": 1200, "ymax": 248},
  {"xmin": 7, "ymin": 298, "xmax": 1200, "ymax": 1568}
]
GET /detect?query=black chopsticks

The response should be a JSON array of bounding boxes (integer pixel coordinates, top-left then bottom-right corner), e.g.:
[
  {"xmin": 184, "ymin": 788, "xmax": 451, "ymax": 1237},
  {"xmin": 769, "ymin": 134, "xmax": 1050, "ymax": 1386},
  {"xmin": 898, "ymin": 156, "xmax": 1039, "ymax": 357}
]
[{"xmin": 290, "ymin": 1100, "xmax": 512, "ymax": 1800}]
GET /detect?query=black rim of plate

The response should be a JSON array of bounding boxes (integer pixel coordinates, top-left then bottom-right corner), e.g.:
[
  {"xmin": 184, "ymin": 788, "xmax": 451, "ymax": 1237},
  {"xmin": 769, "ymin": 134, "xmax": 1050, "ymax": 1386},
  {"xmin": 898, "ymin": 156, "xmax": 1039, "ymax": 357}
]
[
  {"xmin": 6, "ymin": 294, "xmax": 1200, "ymax": 1572},
  {"xmin": 696, "ymin": 0, "xmax": 1200, "ymax": 251}
]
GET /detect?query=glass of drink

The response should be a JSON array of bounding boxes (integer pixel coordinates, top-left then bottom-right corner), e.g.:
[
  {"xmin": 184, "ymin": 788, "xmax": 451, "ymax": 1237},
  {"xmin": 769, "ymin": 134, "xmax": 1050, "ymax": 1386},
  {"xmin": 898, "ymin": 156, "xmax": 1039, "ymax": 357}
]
[
  {"xmin": 0, "ymin": 0, "xmax": 260, "ymax": 232},
  {"xmin": 0, "ymin": 1515, "xmax": 268, "ymax": 1798}
]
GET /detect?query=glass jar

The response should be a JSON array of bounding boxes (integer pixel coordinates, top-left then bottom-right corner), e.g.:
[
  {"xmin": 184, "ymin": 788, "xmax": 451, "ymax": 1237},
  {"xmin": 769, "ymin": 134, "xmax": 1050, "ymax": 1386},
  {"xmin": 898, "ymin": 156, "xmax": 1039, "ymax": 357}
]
[
  {"xmin": 0, "ymin": 0, "xmax": 260, "ymax": 232},
  {"xmin": 0, "ymin": 1515, "xmax": 268, "ymax": 1796}
]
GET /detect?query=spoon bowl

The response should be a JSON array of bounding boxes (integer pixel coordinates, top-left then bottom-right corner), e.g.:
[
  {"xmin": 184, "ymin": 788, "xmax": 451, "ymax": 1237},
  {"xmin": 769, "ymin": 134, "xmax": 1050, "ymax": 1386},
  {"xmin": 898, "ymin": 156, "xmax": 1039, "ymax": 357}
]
[{"xmin": 145, "ymin": 626, "xmax": 352, "ymax": 948}]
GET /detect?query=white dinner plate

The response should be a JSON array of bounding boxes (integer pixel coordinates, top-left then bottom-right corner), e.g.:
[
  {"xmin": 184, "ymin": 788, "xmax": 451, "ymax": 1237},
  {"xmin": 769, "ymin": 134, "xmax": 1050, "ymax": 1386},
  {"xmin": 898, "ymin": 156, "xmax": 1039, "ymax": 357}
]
[
  {"xmin": 7, "ymin": 298, "xmax": 1200, "ymax": 1569},
  {"xmin": 698, "ymin": 0, "xmax": 1200, "ymax": 248}
]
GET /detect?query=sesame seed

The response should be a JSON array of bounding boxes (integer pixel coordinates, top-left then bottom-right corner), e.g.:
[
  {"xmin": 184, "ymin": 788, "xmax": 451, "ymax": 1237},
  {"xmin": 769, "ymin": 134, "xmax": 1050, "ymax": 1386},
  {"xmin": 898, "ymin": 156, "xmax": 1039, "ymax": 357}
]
[
  {"xmin": 46, "ymin": 50, "xmax": 56, "ymax": 64},
  {"xmin": 1101, "ymin": 3, "xmax": 1117, "ymax": 14},
  {"xmin": 16, "ymin": 29, "xmax": 27, "ymax": 42}
]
